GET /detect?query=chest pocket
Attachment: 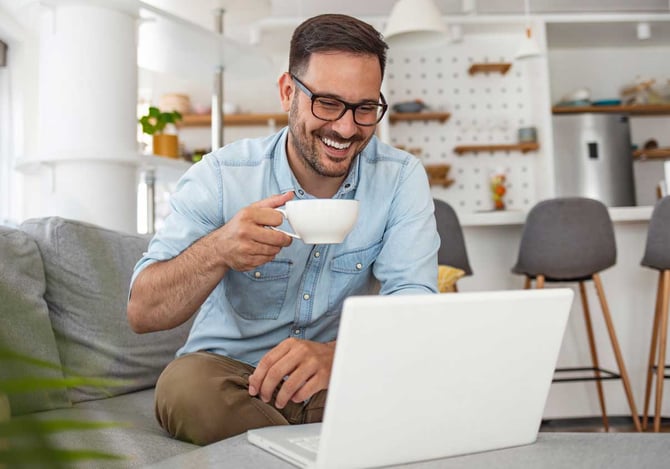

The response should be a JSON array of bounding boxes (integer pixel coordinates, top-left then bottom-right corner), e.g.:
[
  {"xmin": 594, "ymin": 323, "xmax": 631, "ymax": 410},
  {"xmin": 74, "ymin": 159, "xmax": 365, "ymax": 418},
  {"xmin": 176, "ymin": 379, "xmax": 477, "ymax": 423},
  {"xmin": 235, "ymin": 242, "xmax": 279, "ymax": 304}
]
[
  {"xmin": 225, "ymin": 260, "xmax": 292, "ymax": 320},
  {"xmin": 327, "ymin": 240, "xmax": 383, "ymax": 315}
]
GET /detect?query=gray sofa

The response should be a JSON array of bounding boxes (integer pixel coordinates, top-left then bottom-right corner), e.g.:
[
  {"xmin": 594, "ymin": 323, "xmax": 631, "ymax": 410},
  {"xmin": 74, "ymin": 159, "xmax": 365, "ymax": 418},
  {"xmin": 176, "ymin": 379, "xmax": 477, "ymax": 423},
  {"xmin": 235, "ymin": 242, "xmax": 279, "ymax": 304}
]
[{"xmin": 1, "ymin": 217, "xmax": 198, "ymax": 467}]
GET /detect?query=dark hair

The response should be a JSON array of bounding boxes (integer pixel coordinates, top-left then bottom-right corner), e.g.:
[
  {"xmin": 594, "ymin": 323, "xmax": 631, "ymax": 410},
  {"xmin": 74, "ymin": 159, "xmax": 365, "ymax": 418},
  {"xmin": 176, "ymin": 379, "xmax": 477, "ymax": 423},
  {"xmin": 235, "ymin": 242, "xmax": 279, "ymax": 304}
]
[{"xmin": 289, "ymin": 14, "xmax": 388, "ymax": 79}]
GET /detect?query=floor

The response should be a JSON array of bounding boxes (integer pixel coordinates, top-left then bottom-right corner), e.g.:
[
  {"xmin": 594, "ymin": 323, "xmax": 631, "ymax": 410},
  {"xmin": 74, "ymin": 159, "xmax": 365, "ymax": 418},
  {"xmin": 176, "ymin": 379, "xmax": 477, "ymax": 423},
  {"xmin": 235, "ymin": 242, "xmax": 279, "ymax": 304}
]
[{"xmin": 540, "ymin": 416, "xmax": 670, "ymax": 433}]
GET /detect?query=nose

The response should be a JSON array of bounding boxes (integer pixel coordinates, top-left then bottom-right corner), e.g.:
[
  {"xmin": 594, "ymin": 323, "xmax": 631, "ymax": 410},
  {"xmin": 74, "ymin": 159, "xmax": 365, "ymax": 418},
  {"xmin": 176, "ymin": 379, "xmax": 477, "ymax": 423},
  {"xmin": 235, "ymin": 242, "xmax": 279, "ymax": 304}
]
[{"xmin": 330, "ymin": 108, "xmax": 358, "ymax": 139}]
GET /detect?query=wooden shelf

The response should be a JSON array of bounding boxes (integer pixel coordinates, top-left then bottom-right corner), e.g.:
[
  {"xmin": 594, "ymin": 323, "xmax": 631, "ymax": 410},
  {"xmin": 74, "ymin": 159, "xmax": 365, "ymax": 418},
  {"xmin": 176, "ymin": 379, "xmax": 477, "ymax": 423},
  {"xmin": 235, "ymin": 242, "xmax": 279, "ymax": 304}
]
[
  {"xmin": 454, "ymin": 142, "xmax": 540, "ymax": 155},
  {"xmin": 181, "ymin": 113, "xmax": 288, "ymax": 127},
  {"xmin": 552, "ymin": 104, "xmax": 670, "ymax": 116},
  {"xmin": 183, "ymin": 112, "xmax": 451, "ymax": 126},
  {"xmin": 424, "ymin": 164, "xmax": 454, "ymax": 188},
  {"xmin": 468, "ymin": 62, "xmax": 512, "ymax": 75},
  {"xmin": 388, "ymin": 112, "xmax": 451, "ymax": 124},
  {"xmin": 633, "ymin": 148, "xmax": 670, "ymax": 160}
]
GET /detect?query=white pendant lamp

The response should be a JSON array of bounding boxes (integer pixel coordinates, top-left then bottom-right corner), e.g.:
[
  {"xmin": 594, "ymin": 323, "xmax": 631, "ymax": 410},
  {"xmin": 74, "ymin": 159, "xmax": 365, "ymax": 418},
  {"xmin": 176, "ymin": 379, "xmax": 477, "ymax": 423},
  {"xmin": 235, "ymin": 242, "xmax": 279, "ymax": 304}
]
[
  {"xmin": 514, "ymin": 0, "xmax": 541, "ymax": 60},
  {"xmin": 384, "ymin": 0, "xmax": 448, "ymax": 47}
]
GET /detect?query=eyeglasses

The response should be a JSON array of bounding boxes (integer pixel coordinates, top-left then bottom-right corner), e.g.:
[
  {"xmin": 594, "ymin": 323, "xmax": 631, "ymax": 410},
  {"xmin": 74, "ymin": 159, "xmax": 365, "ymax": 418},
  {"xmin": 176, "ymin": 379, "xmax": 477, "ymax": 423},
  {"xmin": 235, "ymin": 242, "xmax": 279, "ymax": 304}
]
[{"xmin": 291, "ymin": 74, "xmax": 388, "ymax": 127}]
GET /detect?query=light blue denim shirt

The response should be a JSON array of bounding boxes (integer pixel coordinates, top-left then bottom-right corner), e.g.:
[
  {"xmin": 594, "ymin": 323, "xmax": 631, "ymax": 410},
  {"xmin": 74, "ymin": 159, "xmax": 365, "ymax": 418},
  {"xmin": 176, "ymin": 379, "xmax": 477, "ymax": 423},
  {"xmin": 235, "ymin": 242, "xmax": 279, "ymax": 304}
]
[{"xmin": 131, "ymin": 127, "xmax": 439, "ymax": 366}]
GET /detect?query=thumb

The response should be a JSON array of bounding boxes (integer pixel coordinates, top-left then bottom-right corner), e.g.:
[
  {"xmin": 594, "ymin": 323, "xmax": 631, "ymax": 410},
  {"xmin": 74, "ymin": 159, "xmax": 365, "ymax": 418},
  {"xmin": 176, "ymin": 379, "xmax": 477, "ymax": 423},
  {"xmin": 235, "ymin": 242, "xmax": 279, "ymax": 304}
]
[{"xmin": 252, "ymin": 191, "xmax": 295, "ymax": 209}]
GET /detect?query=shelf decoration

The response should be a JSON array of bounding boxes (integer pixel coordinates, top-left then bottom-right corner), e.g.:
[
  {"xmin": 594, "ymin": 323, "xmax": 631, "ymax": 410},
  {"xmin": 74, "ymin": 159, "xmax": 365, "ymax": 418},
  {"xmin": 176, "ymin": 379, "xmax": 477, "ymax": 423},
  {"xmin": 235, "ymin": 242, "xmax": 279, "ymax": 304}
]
[
  {"xmin": 467, "ymin": 63, "xmax": 512, "ymax": 75},
  {"xmin": 425, "ymin": 164, "xmax": 454, "ymax": 188},
  {"xmin": 489, "ymin": 171, "xmax": 507, "ymax": 210},
  {"xmin": 454, "ymin": 142, "xmax": 539, "ymax": 155}
]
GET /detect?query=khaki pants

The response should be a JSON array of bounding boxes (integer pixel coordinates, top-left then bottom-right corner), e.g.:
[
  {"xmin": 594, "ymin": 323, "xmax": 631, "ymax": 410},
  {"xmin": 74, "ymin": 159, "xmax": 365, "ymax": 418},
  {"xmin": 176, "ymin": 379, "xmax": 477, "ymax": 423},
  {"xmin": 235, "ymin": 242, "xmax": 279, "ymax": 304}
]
[{"xmin": 154, "ymin": 351, "xmax": 327, "ymax": 445}]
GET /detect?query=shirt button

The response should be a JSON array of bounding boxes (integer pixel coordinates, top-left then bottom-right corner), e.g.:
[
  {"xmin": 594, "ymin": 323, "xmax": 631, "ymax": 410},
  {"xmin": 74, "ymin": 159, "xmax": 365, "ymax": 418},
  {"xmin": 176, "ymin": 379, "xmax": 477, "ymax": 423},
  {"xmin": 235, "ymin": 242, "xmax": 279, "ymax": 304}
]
[
  {"xmin": 356, "ymin": 263, "xmax": 363, "ymax": 270},
  {"xmin": 314, "ymin": 251, "xmax": 320, "ymax": 258},
  {"xmin": 298, "ymin": 189, "xmax": 304, "ymax": 195},
  {"xmin": 294, "ymin": 329, "xmax": 301, "ymax": 335},
  {"xmin": 344, "ymin": 183, "xmax": 351, "ymax": 189},
  {"xmin": 254, "ymin": 271, "xmax": 261, "ymax": 278},
  {"xmin": 303, "ymin": 293, "xmax": 310, "ymax": 300}
]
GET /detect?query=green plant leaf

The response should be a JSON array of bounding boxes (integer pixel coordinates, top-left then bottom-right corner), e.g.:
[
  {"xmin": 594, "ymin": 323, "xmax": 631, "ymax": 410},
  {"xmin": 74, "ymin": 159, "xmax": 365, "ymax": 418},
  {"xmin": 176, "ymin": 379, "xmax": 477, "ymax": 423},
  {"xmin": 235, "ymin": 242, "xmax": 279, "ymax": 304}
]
[
  {"xmin": 0, "ymin": 348, "xmax": 63, "ymax": 371},
  {"xmin": 0, "ymin": 376, "xmax": 130, "ymax": 395},
  {"xmin": 138, "ymin": 106, "xmax": 183, "ymax": 136},
  {"xmin": 0, "ymin": 345, "xmax": 130, "ymax": 466}
]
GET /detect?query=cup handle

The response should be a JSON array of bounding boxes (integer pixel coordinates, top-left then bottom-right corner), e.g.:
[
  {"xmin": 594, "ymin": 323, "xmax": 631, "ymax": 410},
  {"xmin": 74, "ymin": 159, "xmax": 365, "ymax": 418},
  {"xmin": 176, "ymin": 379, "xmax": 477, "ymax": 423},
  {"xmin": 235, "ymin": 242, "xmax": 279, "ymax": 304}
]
[{"xmin": 268, "ymin": 208, "xmax": 301, "ymax": 239}]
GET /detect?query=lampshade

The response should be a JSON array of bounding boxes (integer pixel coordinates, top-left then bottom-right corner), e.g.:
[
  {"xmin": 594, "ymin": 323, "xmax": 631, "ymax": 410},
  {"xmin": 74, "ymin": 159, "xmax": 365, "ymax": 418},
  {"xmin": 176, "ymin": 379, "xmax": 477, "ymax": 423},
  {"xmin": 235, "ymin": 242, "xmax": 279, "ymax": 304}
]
[
  {"xmin": 515, "ymin": 27, "xmax": 542, "ymax": 60},
  {"xmin": 515, "ymin": 0, "xmax": 541, "ymax": 60},
  {"xmin": 383, "ymin": 0, "xmax": 448, "ymax": 47}
]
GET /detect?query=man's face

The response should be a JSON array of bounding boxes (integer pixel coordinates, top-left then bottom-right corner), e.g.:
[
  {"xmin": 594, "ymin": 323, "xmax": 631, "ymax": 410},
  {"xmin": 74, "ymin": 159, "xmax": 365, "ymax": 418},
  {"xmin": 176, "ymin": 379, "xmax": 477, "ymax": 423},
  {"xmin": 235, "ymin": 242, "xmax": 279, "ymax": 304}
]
[{"xmin": 282, "ymin": 52, "xmax": 383, "ymax": 180}]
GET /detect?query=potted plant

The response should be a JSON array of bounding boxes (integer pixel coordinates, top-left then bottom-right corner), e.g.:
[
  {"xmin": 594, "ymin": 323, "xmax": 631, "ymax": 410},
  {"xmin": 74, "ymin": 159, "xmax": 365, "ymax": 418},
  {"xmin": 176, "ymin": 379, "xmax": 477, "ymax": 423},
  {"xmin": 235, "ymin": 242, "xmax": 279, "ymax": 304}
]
[{"xmin": 138, "ymin": 106, "xmax": 183, "ymax": 159}]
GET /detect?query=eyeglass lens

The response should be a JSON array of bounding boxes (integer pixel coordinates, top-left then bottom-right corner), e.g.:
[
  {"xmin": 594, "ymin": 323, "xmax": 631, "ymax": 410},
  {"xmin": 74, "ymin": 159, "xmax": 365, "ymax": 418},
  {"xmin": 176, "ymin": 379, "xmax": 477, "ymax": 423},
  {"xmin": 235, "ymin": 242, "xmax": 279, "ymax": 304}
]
[{"xmin": 312, "ymin": 97, "xmax": 385, "ymax": 126}]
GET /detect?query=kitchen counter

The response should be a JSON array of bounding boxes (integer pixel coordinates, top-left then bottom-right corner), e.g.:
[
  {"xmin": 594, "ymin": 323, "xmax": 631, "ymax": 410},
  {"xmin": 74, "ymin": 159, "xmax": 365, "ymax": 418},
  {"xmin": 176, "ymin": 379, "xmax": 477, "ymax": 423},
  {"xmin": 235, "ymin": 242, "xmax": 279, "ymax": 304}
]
[
  {"xmin": 456, "ymin": 204, "xmax": 661, "ymax": 420},
  {"xmin": 459, "ymin": 205, "xmax": 653, "ymax": 227}
]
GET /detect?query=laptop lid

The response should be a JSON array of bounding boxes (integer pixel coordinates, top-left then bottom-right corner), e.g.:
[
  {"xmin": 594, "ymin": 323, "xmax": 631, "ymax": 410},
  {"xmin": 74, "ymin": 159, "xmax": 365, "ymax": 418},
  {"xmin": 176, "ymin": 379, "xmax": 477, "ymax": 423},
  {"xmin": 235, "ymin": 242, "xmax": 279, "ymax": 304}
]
[{"xmin": 250, "ymin": 288, "xmax": 573, "ymax": 468}]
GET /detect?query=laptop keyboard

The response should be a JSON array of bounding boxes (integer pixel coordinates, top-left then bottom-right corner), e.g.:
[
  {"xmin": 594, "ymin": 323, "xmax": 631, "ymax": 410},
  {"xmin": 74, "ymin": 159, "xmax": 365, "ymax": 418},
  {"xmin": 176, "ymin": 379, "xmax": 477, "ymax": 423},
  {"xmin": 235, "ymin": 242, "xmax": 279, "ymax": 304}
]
[{"xmin": 289, "ymin": 435, "xmax": 320, "ymax": 453}]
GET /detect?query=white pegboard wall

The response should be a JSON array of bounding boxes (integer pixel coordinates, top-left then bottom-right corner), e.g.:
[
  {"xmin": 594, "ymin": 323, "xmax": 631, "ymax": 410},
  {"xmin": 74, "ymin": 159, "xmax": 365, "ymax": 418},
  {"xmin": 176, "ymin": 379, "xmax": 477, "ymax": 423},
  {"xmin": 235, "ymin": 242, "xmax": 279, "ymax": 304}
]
[{"xmin": 386, "ymin": 33, "xmax": 541, "ymax": 214}]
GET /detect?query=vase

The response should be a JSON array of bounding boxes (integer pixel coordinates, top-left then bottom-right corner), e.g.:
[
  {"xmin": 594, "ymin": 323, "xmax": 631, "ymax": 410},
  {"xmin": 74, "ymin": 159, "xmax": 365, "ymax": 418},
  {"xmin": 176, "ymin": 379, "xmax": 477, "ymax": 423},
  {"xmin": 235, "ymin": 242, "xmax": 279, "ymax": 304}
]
[{"xmin": 152, "ymin": 134, "xmax": 179, "ymax": 159}]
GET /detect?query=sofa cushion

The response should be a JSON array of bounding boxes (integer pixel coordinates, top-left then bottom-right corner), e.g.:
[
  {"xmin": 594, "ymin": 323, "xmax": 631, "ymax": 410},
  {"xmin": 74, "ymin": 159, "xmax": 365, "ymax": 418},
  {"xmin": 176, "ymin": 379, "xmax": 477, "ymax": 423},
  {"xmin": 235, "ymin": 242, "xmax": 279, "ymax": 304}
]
[
  {"xmin": 16, "ymin": 390, "xmax": 197, "ymax": 468},
  {"xmin": 20, "ymin": 217, "xmax": 193, "ymax": 403},
  {"xmin": 0, "ymin": 225, "xmax": 71, "ymax": 415}
]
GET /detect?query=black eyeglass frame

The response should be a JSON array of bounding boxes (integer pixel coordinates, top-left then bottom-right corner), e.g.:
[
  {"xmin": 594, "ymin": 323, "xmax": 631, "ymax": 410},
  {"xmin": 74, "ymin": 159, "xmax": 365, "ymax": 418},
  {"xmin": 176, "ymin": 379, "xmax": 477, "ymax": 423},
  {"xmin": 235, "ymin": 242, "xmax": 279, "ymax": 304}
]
[{"xmin": 290, "ymin": 74, "xmax": 388, "ymax": 127}]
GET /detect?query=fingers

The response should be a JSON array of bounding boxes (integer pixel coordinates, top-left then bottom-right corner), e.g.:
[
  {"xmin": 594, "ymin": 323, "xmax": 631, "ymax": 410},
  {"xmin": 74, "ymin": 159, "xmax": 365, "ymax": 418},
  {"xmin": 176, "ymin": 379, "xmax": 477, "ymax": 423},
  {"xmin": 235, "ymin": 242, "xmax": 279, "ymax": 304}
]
[
  {"xmin": 248, "ymin": 339, "xmax": 334, "ymax": 409},
  {"xmin": 275, "ymin": 362, "xmax": 322, "ymax": 408},
  {"xmin": 216, "ymin": 193, "xmax": 296, "ymax": 272},
  {"xmin": 248, "ymin": 340, "xmax": 292, "ymax": 400},
  {"xmin": 251, "ymin": 191, "xmax": 295, "ymax": 209}
]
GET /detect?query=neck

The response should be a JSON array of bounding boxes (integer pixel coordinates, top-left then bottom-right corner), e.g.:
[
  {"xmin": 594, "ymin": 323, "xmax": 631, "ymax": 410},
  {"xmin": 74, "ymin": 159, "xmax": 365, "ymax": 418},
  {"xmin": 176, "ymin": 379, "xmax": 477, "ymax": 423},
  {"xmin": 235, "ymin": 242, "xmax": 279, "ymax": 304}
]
[{"xmin": 290, "ymin": 161, "xmax": 346, "ymax": 198}]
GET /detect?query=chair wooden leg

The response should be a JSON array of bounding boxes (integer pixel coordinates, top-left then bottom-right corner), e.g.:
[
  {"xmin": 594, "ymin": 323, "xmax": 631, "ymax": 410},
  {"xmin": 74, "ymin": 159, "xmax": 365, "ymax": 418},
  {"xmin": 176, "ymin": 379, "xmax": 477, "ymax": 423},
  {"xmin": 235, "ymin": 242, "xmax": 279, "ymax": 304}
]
[
  {"xmin": 524, "ymin": 276, "xmax": 532, "ymax": 289},
  {"xmin": 642, "ymin": 272, "xmax": 664, "ymax": 430},
  {"xmin": 592, "ymin": 273, "xmax": 642, "ymax": 432},
  {"xmin": 536, "ymin": 275, "xmax": 545, "ymax": 289},
  {"xmin": 580, "ymin": 281, "xmax": 609, "ymax": 432},
  {"xmin": 653, "ymin": 270, "xmax": 670, "ymax": 432}
]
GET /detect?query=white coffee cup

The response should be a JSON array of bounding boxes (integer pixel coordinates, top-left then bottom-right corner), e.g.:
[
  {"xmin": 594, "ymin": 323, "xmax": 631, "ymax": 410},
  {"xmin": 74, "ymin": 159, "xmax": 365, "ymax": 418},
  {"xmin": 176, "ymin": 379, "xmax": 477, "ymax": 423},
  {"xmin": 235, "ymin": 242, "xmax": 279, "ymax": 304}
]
[{"xmin": 271, "ymin": 199, "xmax": 359, "ymax": 244}]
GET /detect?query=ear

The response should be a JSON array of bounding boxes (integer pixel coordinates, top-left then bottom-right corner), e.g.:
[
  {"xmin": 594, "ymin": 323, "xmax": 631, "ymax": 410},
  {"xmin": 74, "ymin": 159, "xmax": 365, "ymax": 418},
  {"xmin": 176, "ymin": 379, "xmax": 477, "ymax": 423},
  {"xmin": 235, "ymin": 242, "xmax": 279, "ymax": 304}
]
[{"xmin": 278, "ymin": 72, "xmax": 294, "ymax": 112}]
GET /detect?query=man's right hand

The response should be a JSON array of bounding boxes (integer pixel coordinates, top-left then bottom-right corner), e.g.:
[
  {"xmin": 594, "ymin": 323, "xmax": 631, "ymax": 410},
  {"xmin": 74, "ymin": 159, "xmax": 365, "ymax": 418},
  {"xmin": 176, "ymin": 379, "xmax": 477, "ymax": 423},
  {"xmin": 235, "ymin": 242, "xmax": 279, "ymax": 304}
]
[
  {"xmin": 214, "ymin": 191, "xmax": 295, "ymax": 272},
  {"xmin": 127, "ymin": 191, "xmax": 295, "ymax": 333}
]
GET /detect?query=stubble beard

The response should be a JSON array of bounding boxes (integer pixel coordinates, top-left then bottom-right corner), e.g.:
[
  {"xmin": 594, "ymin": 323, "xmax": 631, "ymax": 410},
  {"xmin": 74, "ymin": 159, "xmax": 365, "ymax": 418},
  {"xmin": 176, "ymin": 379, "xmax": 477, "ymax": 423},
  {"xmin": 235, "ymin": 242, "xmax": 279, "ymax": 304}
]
[{"xmin": 288, "ymin": 99, "xmax": 370, "ymax": 179}]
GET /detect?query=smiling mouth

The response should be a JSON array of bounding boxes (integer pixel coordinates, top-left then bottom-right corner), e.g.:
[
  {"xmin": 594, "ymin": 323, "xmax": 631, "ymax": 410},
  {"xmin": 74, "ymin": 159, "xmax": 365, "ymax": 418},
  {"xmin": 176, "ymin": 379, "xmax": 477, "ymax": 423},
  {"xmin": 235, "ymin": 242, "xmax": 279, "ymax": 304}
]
[{"xmin": 321, "ymin": 136, "xmax": 352, "ymax": 151}]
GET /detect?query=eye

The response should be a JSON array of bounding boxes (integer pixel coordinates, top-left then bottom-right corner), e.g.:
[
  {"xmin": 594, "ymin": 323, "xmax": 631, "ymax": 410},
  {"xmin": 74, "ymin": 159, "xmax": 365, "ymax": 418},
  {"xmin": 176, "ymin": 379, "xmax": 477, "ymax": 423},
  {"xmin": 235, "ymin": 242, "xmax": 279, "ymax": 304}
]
[
  {"xmin": 315, "ymin": 98, "xmax": 342, "ymax": 109},
  {"xmin": 357, "ymin": 105, "xmax": 378, "ymax": 115}
]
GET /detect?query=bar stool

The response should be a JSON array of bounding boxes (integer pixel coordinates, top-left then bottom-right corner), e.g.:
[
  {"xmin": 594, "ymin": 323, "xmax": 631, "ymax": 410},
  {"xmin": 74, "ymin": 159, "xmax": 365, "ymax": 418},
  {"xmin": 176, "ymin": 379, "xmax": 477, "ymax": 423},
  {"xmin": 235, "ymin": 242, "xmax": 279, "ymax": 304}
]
[
  {"xmin": 434, "ymin": 199, "xmax": 472, "ymax": 292},
  {"xmin": 641, "ymin": 196, "xmax": 670, "ymax": 432},
  {"xmin": 511, "ymin": 197, "xmax": 641, "ymax": 432}
]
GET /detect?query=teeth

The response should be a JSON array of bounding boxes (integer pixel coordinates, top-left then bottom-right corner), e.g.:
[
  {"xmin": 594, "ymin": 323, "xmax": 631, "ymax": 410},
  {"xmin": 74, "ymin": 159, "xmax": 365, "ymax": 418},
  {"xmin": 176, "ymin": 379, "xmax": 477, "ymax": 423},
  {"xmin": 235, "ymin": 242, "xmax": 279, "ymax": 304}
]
[{"xmin": 322, "ymin": 137, "xmax": 351, "ymax": 150}]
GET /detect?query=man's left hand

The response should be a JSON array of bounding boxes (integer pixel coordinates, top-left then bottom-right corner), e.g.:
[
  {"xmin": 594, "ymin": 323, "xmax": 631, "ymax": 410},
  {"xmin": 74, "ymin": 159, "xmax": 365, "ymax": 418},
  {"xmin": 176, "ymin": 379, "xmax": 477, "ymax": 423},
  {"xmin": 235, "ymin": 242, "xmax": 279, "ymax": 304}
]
[{"xmin": 248, "ymin": 338, "xmax": 335, "ymax": 409}]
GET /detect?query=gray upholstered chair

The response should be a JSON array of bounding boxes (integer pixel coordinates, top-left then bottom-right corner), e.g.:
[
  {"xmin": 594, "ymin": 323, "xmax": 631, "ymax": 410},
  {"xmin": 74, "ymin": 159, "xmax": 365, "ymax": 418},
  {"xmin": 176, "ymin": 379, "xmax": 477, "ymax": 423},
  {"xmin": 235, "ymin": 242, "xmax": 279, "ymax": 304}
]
[
  {"xmin": 641, "ymin": 196, "xmax": 670, "ymax": 432},
  {"xmin": 434, "ymin": 199, "xmax": 473, "ymax": 285},
  {"xmin": 511, "ymin": 197, "xmax": 641, "ymax": 432}
]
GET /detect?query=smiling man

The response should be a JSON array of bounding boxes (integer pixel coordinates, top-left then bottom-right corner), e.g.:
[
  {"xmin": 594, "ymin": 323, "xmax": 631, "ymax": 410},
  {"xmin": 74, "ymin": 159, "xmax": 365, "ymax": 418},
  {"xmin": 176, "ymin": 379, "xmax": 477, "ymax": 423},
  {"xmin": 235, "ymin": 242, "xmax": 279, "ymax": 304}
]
[{"xmin": 127, "ymin": 13, "xmax": 440, "ymax": 445}]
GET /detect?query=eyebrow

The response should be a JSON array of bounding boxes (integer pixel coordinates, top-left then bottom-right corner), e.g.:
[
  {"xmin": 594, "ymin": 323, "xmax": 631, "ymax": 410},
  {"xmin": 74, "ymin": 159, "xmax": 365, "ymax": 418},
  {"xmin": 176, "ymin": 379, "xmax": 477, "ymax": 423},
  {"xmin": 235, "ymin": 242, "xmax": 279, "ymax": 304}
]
[
  {"xmin": 294, "ymin": 75, "xmax": 381, "ymax": 105},
  {"xmin": 315, "ymin": 90, "xmax": 381, "ymax": 105}
]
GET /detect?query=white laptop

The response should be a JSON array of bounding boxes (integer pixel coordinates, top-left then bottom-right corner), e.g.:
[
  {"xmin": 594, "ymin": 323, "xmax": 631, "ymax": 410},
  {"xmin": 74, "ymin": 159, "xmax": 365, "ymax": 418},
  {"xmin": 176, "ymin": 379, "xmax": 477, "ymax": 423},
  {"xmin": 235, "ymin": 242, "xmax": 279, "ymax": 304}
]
[{"xmin": 248, "ymin": 288, "xmax": 573, "ymax": 469}]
